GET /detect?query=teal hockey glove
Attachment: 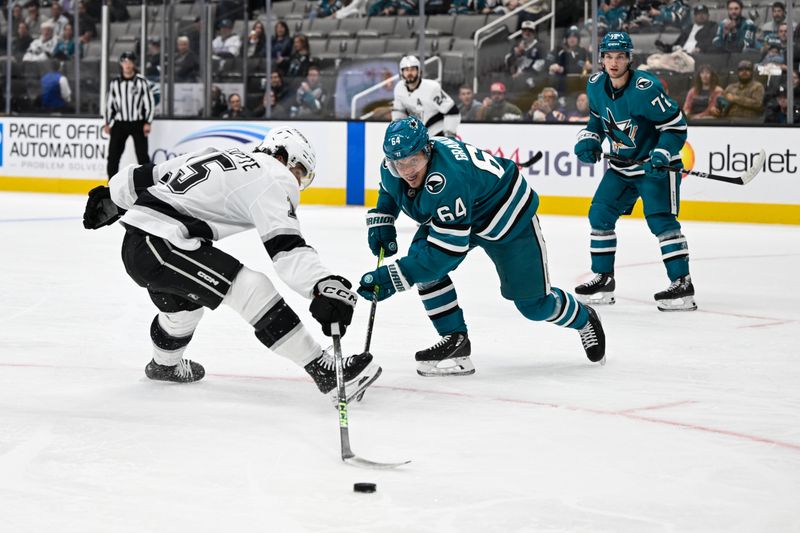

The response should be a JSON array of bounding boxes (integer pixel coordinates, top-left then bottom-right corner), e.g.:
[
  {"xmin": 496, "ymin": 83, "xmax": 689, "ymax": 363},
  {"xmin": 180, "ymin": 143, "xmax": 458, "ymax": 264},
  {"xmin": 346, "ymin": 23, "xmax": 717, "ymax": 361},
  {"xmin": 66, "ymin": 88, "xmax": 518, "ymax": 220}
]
[
  {"xmin": 644, "ymin": 149, "xmax": 670, "ymax": 179},
  {"xmin": 358, "ymin": 263, "xmax": 411, "ymax": 302},
  {"xmin": 366, "ymin": 210, "xmax": 398, "ymax": 257},
  {"xmin": 574, "ymin": 130, "xmax": 602, "ymax": 164}
]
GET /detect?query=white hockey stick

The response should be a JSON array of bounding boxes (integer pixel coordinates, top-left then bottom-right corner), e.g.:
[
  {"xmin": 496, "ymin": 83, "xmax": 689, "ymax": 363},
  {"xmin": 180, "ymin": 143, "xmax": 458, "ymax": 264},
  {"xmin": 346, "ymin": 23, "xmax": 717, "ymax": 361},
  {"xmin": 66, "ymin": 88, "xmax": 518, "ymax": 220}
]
[
  {"xmin": 604, "ymin": 149, "xmax": 766, "ymax": 185},
  {"xmin": 331, "ymin": 323, "xmax": 410, "ymax": 470}
]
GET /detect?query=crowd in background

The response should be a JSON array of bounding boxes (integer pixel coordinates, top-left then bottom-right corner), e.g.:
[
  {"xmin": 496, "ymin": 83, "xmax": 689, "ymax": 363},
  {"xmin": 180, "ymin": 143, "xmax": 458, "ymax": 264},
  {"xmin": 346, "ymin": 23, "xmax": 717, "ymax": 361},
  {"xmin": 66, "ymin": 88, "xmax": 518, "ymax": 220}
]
[{"xmin": 1, "ymin": 0, "xmax": 798, "ymax": 123}]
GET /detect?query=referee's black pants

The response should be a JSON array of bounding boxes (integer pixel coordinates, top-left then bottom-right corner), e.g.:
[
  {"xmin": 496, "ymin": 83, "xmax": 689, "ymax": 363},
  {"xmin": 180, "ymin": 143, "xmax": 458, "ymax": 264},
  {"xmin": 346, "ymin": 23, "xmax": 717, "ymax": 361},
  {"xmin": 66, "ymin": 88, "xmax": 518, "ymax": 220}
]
[{"xmin": 107, "ymin": 120, "xmax": 150, "ymax": 180}]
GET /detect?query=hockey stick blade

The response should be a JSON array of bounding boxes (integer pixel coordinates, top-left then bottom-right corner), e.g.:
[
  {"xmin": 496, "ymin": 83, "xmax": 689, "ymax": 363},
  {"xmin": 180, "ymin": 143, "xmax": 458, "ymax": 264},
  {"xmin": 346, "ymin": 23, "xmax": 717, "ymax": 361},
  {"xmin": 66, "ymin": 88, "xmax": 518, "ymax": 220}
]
[
  {"xmin": 343, "ymin": 453, "xmax": 412, "ymax": 470},
  {"xmin": 603, "ymin": 150, "xmax": 765, "ymax": 186},
  {"xmin": 518, "ymin": 151, "xmax": 543, "ymax": 168}
]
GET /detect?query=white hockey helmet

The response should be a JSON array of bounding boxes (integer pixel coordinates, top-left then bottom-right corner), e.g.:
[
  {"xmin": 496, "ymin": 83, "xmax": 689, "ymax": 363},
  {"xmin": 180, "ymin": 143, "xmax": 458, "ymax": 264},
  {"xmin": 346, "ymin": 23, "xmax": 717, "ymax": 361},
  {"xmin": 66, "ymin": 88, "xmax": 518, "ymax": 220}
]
[
  {"xmin": 399, "ymin": 55, "xmax": 421, "ymax": 72},
  {"xmin": 255, "ymin": 127, "xmax": 317, "ymax": 190}
]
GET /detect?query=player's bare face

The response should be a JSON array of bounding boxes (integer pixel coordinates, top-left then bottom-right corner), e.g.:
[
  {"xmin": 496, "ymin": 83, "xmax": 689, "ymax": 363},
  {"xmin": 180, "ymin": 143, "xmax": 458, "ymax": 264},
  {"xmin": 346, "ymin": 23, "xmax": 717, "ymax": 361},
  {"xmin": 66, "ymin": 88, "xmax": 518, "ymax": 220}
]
[
  {"xmin": 402, "ymin": 67, "xmax": 420, "ymax": 87},
  {"xmin": 603, "ymin": 52, "xmax": 630, "ymax": 85},
  {"xmin": 289, "ymin": 163, "xmax": 308, "ymax": 185},
  {"xmin": 394, "ymin": 151, "xmax": 428, "ymax": 188}
]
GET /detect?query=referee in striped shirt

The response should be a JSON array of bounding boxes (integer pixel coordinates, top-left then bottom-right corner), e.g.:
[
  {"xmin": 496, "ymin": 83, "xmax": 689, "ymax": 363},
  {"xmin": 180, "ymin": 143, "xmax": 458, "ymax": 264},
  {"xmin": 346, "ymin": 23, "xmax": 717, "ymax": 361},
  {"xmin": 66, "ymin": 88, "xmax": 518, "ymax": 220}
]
[{"xmin": 103, "ymin": 51, "xmax": 156, "ymax": 179}]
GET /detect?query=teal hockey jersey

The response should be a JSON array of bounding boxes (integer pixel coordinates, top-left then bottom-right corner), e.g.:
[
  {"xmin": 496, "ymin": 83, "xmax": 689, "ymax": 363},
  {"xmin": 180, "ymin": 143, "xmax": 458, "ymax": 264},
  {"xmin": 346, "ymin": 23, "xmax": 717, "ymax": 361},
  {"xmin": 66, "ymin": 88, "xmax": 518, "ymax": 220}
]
[
  {"xmin": 375, "ymin": 137, "xmax": 538, "ymax": 284},
  {"xmin": 585, "ymin": 69, "xmax": 687, "ymax": 178}
]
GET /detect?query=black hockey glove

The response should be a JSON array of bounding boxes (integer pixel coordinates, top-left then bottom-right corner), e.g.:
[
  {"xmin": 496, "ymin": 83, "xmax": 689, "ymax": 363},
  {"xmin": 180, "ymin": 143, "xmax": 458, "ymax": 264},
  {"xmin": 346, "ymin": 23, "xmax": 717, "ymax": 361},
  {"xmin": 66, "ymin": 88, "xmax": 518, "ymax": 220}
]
[
  {"xmin": 310, "ymin": 275, "xmax": 357, "ymax": 337},
  {"xmin": 82, "ymin": 186, "xmax": 121, "ymax": 230}
]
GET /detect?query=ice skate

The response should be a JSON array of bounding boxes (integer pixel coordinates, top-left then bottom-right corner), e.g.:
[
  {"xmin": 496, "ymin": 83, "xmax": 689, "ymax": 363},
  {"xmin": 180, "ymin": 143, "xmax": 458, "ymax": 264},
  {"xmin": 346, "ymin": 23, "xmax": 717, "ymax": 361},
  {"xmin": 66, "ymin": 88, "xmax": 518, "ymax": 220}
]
[
  {"xmin": 575, "ymin": 273, "xmax": 616, "ymax": 305},
  {"xmin": 415, "ymin": 332, "xmax": 474, "ymax": 377},
  {"xmin": 578, "ymin": 307, "xmax": 606, "ymax": 363},
  {"xmin": 145, "ymin": 358, "xmax": 205, "ymax": 383},
  {"xmin": 654, "ymin": 275, "xmax": 697, "ymax": 312},
  {"xmin": 305, "ymin": 350, "xmax": 382, "ymax": 403}
]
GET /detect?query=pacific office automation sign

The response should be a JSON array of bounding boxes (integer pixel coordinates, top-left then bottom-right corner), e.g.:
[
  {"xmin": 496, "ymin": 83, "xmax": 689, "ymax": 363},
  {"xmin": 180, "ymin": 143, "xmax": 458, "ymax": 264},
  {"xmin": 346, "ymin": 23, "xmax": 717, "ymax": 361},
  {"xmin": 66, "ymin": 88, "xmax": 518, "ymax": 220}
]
[{"xmin": 0, "ymin": 117, "xmax": 108, "ymax": 178}]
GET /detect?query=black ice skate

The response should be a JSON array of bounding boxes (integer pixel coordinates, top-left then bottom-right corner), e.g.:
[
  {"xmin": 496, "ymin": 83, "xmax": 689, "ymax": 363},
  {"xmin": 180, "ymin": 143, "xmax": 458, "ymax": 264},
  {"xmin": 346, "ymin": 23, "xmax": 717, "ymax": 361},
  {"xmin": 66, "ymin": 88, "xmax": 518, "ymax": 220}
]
[
  {"xmin": 575, "ymin": 273, "xmax": 616, "ymax": 305},
  {"xmin": 578, "ymin": 307, "xmax": 606, "ymax": 364},
  {"xmin": 654, "ymin": 275, "xmax": 697, "ymax": 312},
  {"xmin": 145, "ymin": 358, "xmax": 205, "ymax": 383},
  {"xmin": 305, "ymin": 350, "xmax": 382, "ymax": 403},
  {"xmin": 415, "ymin": 332, "xmax": 474, "ymax": 377}
]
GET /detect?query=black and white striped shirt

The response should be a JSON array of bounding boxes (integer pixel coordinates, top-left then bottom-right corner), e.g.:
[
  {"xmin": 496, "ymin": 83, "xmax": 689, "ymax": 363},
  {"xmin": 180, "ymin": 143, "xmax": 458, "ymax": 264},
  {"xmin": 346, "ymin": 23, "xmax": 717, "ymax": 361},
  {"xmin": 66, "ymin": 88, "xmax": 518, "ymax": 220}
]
[{"xmin": 105, "ymin": 73, "xmax": 155, "ymax": 126}]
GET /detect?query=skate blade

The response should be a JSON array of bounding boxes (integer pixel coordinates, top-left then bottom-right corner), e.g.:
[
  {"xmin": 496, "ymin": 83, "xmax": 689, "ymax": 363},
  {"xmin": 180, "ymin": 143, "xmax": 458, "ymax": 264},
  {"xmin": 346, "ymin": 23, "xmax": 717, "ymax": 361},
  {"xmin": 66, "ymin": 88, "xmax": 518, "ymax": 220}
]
[
  {"xmin": 329, "ymin": 364, "xmax": 383, "ymax": 406},
  {"xmin": 416, "ymin": 356, "xmax": 476, "ymax": 377},
  {"xmin": 656, "ymin": 295, "xmax": 697, "ymax": 312},
  {"xmin": 576, "ymin": 292, "xmax": 615, "ymax": 305}
]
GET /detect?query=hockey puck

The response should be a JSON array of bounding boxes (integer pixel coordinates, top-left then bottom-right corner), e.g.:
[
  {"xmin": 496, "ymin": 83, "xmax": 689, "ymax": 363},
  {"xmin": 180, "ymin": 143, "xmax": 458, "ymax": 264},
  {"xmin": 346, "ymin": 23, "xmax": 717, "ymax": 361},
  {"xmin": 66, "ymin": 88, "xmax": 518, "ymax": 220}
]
[{"xmin": 353, "ymin": 482, "xmax": 377, "ymax": 493}]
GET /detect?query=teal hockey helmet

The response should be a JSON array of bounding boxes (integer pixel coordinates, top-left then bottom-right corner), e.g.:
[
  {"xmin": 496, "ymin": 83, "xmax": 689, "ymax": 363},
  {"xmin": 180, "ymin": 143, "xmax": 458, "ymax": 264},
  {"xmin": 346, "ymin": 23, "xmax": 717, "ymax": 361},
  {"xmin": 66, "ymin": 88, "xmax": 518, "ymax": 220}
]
[
  {"xmin": 599, "ymin": 31, "xmax": 634, "ymax": 55},
  {"xmin": 383, "ymin": 117, "xmax": 430, "ymax": 161}
]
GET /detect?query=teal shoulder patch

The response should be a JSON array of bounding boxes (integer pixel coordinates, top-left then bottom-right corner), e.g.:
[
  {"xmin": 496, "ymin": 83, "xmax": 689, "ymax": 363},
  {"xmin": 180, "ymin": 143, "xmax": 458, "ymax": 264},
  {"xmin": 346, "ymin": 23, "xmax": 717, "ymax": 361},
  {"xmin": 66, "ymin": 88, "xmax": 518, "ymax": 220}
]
[
  {"xmin": 589, "ymin": 72, "xmax": 603, "ymax": 84},
  {"xmin": 424, "ymin": 172, "xmax": 447, "ymax": 195}
]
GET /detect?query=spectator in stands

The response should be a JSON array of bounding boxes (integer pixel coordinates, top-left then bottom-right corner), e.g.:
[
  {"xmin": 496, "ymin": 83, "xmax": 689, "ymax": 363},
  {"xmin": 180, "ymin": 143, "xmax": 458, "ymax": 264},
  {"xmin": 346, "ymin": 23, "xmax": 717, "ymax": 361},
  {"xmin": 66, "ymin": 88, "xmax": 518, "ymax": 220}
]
[
  {"xmin": 764, "ymin": 83, "xmax": 799, "ymax": 123},
  {"xmin": 315, "ymin": 0, "xmax": 343, "ymax": 18},
  {"xmin": 145, "ymin": 37, "xmax": 161, "ymax": 81},
  {"xmin": 53, "ymin": 22, "xmax": 75, "ymax": 60},
  {"xmin": 626, "ymin": 0, "xmax": 659, "ymax": 32},
  {"xmin": 759, "ymin": 2, "xmax": 788, "ymax": 42},
  {"xmin": 212, "ymin": 19, "xmax": 242, "ymax": 58},
  {"xmin": 597, "ymin": 0, "xmax": 629, "ymax": 35},
  {"xmin": 283, "ymin": 34, "xmax": 311, "ymax": 85},
  {"xmin": 24, "ymin": 20, "xmax": 56, "ymax": 61},
  {"xmin": 761, "ymin": 23, "xmax": 788, "ymax": 60},
  {"xmin": 368, "ymin": 0, "xmax": 398, "ymax": 17},
  {"xmin": 39, "ymin": 59, "xmax": 72, "ymax": 112},
  {"xmin": 650, "ymin": 0, "xmax": 689, "ymax": 31},
  {"xmin": 710, "ymin": 60, "xmax": 764, "ymax": 120},
  {"xmin": 271, "ymin": 68, "xmax": 292, "ymax": 107},
  {"xmin": 252, "ymin": 89, "xmax": 291, "ymax": 119},
  {"xmin": 46, "ymin": 1, "xmax": 70, "ymax": 38},
  {"xmin": 568, "ymin": 92, "xmax": 590, "ymax": 122},
  {"xmin": 504, "ymin": 20, "xmax": 547, "ymax": 91},
  {"xmin": 76, "ymin": 1, "xmax": 97, "ymax": 39},
  {"xmin": 476, "ymin": 81, "xmax": 522, "ymax": 121},
  {"xmin": 247, "ymin": 20, "xmax": 266, "ymax": 58},
  {"xmin": 271, "ymin": 21, "xmax": 292, "ymax": 70},
  {"xmin": 185, "ymin": 16, "xmax": 201, "ymax": 56},
  {"xmin": 78, "ymin": 29, "xmax": 93, "ymax": 58},
  {"xmin": 24, "ymin": 1, "xmax": 42, "ymax": 37},
  {"xmin": 174, "ymin": 36, "xmax": 200, "ymax": 82},
  {"xmin": 526, "ymin": 87, "xmax": 566, "ymax": 122},
  {"xmin": 202, "ymin": 85, "xmax": 228, "ymax": 117},
  {"xmin": 683, "ymin": 64, "xmax": 723, "ymax": 119},
  {"xmin": 549, "ymin": 26, "xmax": 591, "ymax": 92},
  {"xmin": 12, "ymin": 22, "xmax": 34, "ymax": 60},
  {"xmin": 713, "ymin": 0, "xmax": 756, "ymax": 53},
  {"xmin": 457, "ymin": 85, "xmax": 482, "ymax": 121},
  {"xmin": 221, "ymin": 93, "xmax": 249, "ymax": 118},
  {"xmin": 9, "ymin": 4, "xmax": 25, "ymax": 38},
  {"xmin": 108, "ymin": 0, "xmax": 129, "ymax": 22},
  {"xmin": 448, "ymin": 0, "xmax": 486, "ymax": 15},
  {"xmin": 292, "ymin": 64, "xmax": 328, "ymax": 118},
  {"xmin": 656, "ymin": 4, "xmax": 716, "ymax": 55}
]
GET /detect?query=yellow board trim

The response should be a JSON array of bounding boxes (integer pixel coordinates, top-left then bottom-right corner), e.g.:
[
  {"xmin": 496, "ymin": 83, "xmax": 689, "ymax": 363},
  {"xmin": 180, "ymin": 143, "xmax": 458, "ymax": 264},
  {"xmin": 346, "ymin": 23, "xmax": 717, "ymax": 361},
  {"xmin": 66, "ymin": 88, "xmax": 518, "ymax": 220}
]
[{"xmin": 2, "ymin": 177, "xmax": 798, "ymax": 224}]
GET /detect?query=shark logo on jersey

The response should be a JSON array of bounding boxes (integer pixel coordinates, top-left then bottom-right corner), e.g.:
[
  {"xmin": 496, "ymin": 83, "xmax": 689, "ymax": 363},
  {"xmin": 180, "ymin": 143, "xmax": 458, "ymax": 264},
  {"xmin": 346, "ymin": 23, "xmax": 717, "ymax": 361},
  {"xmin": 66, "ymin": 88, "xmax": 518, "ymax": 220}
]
[
  {"xmin": 602, "ymin": 109, "xmax": 638, "ymax": 150},
  {"xmin": 424, "ymin": 173, "xmax": 446, "ymax": 194},
  {"xmin": 636, "ymin": 78, "xmax": 653, "ymax": 90}
]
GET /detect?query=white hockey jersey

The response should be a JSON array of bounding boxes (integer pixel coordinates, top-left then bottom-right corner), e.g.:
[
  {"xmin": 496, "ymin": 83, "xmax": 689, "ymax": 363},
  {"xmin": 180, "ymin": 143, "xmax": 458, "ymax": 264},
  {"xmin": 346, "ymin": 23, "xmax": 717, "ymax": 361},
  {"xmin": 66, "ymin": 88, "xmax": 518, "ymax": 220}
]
[
  {"xmin": 391, "ymin": 79, "xmax": 461, "ymax": 137},
  {"xmin": 109, "ymin": 146, "xmax": 331, "ymax": 298}
]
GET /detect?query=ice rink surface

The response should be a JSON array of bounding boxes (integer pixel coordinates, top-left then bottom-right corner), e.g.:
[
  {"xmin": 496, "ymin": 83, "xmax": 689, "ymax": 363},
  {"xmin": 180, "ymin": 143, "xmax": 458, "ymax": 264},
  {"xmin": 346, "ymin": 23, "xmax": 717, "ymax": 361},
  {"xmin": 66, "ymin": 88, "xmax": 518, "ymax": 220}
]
[{"xmin": 1, "ymin": 192, "xmax": 799, "ymax": 533}]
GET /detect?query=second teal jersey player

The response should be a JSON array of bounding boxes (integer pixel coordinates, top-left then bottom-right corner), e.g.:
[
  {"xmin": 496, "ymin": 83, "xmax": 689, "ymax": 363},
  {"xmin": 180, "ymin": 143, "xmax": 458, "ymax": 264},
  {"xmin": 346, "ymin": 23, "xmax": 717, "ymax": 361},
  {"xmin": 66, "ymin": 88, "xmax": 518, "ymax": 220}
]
[
  {"xmin": 574, "ymin": 31, "xmax": 697, "ymax": 311},
  {"xmin": 358, "ymin": 117, "xmax": 606, "ymax": 376}
]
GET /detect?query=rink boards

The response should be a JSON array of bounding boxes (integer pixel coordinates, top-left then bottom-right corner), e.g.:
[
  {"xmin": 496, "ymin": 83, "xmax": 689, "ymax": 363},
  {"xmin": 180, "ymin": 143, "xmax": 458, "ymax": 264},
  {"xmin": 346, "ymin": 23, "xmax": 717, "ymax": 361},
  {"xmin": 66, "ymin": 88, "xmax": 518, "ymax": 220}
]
[{"xmin": 0, "ymin": 117, "xmax": 797, "ymax": 224}]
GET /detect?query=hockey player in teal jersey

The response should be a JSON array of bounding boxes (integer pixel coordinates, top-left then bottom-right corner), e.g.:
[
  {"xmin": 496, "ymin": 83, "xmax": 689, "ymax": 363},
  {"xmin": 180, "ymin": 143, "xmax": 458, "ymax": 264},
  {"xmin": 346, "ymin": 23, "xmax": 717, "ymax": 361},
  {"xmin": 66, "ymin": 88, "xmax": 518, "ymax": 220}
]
[
  {"xmin": 358, "ymin": 117, "xmax": 606, "ymax": 376},
  {"xmin": 573, "ymin": 31, "xmax": 696, "ymax": 312}
]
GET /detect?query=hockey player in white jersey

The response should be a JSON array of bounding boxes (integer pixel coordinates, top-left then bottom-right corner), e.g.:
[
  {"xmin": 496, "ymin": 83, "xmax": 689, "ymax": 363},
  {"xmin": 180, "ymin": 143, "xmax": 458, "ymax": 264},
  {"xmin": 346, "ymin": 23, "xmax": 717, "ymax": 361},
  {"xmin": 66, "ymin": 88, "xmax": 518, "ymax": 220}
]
[
  {"xmin": 82, "ymin": 127, "xmax": 381, "ymax": 402},
  {"xmin": 392, "ymin": 55, "xmax": 461, "ymax": 138}
]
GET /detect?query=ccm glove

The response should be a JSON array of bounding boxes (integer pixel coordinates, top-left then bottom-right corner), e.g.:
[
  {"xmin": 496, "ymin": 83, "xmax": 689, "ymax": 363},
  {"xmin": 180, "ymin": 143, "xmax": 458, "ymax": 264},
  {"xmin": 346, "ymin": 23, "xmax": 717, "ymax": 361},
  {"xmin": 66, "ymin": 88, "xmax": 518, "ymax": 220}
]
[
  {"xmin": 643, "ymin": 149, "xmax": 671, "ymax": 179},
  {"xmin": 366, "ymin": 210, "xmax": 398, "ymax": 257},
  {"xmin": 574, "ymin": 129, "xmax": 602, "ymax": 164},
  {"xmin": 309, "ymin": 275, "xmax": 357, "ymax": 336},
  {"xmin": 358, "ymin": 263, "xmax": 411, "ymax": 302},
  {"xmin": 82, "ymin": 186, "xmax": 121, "ymax": 230}
]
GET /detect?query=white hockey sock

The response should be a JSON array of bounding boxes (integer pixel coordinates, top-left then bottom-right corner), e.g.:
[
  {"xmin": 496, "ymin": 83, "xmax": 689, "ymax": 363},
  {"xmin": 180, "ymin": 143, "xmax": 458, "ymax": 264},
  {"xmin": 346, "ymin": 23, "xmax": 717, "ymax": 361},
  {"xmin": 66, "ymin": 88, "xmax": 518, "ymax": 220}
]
[{"xmin": 152, "ymin": 308, "xmax": 204, "ymax": 366}]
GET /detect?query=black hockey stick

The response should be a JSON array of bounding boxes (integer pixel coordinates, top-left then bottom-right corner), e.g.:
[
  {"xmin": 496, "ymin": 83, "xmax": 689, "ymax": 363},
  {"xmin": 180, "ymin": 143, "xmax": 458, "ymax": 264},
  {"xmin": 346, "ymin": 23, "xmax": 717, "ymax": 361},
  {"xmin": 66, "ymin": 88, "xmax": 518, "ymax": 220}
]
[
  {"xmin": 518, "ymin": 151, "xmax": 543, "ymax": 168},
  {"xmin": 332, "ymin": 322, "xmax": 411, "ymax": 470},
  {"xmin": 603, "ymin": 150, "xmax": 765, "ymax": 185},
  {"xmin": 362, "ymin": 247, "xmax": 385, "ymax": 357}
]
